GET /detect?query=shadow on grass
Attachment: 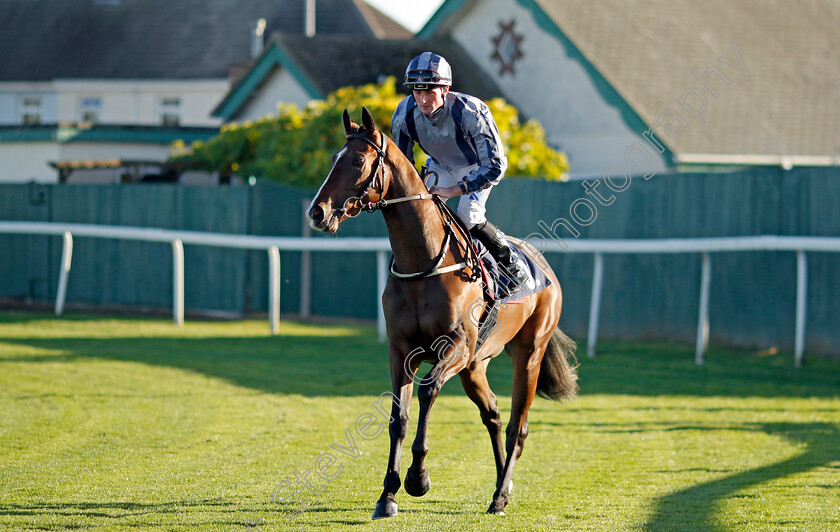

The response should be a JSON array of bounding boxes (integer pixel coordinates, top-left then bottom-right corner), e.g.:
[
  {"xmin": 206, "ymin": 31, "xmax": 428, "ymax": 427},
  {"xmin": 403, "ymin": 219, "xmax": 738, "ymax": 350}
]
[
  {"xmin": 0, "ymin": 499, "xmax": 256, "ymax": 530},
  {"xmin": 1, "ymin": 313, "xmax": 839, "ymax": 399},
  {"xmin": 3, "ymin": 314, "xmax": 839, "ymax": 530},
  {"xmin": 2, "ymin": 334, "xmax": 392, "ymax": 397},
  {"xmin": 0, "ymin": 498, "xmax": 236, "ymax": 514},
  {"xmin": 644, "ymin": 422, "xmax": 840, "ymax": 532}
]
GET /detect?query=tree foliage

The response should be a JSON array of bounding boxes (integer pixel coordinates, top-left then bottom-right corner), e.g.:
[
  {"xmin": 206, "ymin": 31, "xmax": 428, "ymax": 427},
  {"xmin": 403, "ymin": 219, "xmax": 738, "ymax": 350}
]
[{"xmin": 170, "ymin": 77, "xmax": 569, "ymax": 188}]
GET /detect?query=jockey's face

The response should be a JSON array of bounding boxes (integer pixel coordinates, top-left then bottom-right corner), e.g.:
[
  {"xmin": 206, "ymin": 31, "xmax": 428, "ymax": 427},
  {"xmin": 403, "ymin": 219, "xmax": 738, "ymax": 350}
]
[{"xmin": 413, "ymin": 86, "xmax": 448, "ymax": 116}]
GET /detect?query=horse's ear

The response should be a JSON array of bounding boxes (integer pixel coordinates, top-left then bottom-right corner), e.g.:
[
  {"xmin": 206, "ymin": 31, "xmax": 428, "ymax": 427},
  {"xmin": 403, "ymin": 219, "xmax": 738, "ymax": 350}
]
[
  {"xmin": 361, "ymin": 107, "xmax": 377, "ymax": 139},
  {"xmin": 342, "ymin": 109, "xmax": 354, "ymax": 135}
]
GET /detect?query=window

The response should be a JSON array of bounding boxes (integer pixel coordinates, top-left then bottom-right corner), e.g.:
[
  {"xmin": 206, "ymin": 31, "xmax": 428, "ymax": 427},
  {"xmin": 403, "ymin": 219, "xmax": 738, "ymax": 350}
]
[
  {"xmin": 20, "ymin": 96, "xmax": 42, "ymax": 125},
  {"xmin": 79, "ymin": 97, "xmax": 102, "ymax": 123},
  {"xmin": 159, "ymin": 97, "xmax": 181, "ymax": 126}
]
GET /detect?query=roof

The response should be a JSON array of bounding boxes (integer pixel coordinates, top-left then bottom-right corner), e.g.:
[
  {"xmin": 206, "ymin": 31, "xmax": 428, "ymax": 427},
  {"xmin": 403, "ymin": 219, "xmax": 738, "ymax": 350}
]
[
  {"xmin": 0, "ymin": 123, "xmax": 218, "ymax": 144},
  {"xmin": 213, "ymin": 34, "xmax": 505, "ymax": 120},
  {"xmin": 421, "ymin": 0, "xmax": 840, "ymax": 161},
  {"xmin": 353, "ymin": 0, "xmax": 412, "ymax": 39},
  {"xmin": 0, "ymin": 0, "xmax": 398, "ymax": 81}
]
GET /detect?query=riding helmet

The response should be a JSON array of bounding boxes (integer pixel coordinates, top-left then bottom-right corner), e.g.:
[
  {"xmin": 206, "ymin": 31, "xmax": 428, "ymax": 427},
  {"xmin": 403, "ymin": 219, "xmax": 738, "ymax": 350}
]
[{"xmin": 404, "ymin": 52, "xmax": 452, "ymax": 90}]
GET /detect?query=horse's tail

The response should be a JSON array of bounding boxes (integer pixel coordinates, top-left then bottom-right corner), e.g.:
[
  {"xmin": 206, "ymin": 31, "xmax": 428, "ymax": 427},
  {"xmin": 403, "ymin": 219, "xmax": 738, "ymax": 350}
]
[{"xmin": 536, "ymin": 328, "xmax": 579, "ymax": 401}]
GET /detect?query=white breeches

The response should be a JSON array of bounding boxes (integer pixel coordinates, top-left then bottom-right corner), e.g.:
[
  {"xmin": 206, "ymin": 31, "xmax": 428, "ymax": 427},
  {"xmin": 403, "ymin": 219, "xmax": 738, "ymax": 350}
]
[{"xmin": 425, "ymin": 162, "xmax": 491, "ymax": 229}]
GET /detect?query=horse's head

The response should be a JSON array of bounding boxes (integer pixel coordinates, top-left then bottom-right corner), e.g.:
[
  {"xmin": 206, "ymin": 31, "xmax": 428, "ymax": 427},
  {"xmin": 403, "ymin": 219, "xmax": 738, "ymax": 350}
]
[{"xmin": 307, "ymin": 107, "xmax": 390, "ymax": 233}]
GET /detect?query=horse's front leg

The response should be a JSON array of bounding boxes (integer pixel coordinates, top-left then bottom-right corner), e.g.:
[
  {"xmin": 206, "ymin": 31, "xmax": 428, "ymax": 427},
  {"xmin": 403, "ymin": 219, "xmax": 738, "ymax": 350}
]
[
  {"xmin": 372, "ymin": 348, "xmax": 419, "ymax": 520},
  {"xmin": 404, "ymin": 338, "xmax": 470, "ymax": 497}
]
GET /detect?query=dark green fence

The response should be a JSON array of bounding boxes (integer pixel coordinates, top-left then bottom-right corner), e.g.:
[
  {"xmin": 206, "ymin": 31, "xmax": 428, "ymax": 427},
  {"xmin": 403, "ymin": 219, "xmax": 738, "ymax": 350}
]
[
  {"xmin": 484, "ymin": 166, "xmax": 840, "ymax": 354},
  {"xmin": 1, "ymin": 166, "xmax": 838, "ymax": 354}
]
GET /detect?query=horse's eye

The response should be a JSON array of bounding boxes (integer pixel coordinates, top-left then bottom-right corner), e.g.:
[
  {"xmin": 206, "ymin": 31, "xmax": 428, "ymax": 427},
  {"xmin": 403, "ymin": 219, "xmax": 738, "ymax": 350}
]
[{"xmin": 353, "ymin": 156, "xmax": 365, "ymax": 167}]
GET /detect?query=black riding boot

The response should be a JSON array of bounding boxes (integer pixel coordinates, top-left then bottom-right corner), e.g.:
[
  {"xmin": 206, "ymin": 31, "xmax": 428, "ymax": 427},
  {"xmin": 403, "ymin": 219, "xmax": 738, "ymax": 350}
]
[{"xmin": 470, "ymin": 220, "xmax": 529, "ymax": 295}]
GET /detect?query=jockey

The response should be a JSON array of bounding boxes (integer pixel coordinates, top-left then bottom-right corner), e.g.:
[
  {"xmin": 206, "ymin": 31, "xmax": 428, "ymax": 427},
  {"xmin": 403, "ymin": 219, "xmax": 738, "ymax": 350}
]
[{"xmin": 391, "ymin": 51, "xmax": 529, "ymax": 294}]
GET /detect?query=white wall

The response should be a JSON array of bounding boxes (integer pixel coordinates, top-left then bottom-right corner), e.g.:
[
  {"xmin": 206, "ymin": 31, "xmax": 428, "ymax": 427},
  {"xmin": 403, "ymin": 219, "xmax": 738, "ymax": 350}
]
[
  {"xmin": 0, "ymin": 141, "xmax": 175, "ymax": 183},
  {"xmin": 0, "ymin": 83, "xmax": 57, "ymax": 125},
  {"xmin": 0, "ymin": 143, "xmax": 62, "ymax": 182},
  {"xmin": 233, "ymin": 67, "xmax": 313, "ymax": 122},
  {"xmin": 0, "ymin": 79, "xmax": 228, "ymax": 127},
  {"xmin": 450, "ymin": 0, "xmax": 666, "ymax": 176},
  {"xmin": 53, "ymin": 79, "xmax": 228, "ymax": 126},
  {"xmin": 0, "ymin": 79, "xmax": 228, "ymax": 183},
  {"xmin": 0, "ymin": 93, "xmax": 15, "ymax": 122}
]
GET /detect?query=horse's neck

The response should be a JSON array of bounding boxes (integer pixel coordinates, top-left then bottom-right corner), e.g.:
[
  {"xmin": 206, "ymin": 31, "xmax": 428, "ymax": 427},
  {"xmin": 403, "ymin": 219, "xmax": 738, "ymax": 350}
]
[{"xmin": 381, "ymin": 158, "xmax": 449, "ymax": 272}]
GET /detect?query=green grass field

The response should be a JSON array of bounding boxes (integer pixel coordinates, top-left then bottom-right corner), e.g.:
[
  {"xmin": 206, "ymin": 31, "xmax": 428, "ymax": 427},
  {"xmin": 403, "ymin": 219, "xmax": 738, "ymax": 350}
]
[{"xmin": 1, "ymin": 311, "xmax": 838, "ymax": 531}]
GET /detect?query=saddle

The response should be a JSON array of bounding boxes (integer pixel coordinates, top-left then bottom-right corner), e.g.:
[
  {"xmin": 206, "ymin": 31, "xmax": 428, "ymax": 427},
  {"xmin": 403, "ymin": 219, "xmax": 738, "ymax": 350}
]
[
  {"xmin": 435, "ymin": 198, "xmax": 551, "ymax": 301},
  {"xmin": 471, "ymin": 238, "xmax": 552, "ymax": 304},
  {"xmin": 433, "ymin": 198, "xmax": 553, "ymax": 350}
]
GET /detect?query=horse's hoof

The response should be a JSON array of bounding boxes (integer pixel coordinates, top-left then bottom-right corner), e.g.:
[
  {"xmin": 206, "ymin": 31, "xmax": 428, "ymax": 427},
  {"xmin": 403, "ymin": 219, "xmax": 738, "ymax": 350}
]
[
  {"xmin": 404, "ymin": 466, "xmax": 431, "ymax": 497},
  {"xmin": 372, "ymin": 499, "xmax": 398, "ymax": 520},
  {"xmin": 487, "ymin": 500, "xmax": 507, "ymax": 515}
]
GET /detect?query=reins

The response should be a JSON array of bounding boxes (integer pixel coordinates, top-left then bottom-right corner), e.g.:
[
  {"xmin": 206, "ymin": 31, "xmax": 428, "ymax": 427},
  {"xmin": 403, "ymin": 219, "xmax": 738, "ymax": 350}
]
[{"xmin": 389, "ymin": 196, "xmax": 473, "ymax": 280}]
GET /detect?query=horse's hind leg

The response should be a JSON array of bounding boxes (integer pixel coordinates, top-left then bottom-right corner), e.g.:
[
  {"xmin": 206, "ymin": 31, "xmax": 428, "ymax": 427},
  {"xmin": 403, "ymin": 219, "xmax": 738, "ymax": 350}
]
[
  {"xmin": 459, "ymin": 359, "xmax": 505, "ymax": 481},
  {"xmin": 487, "ymin": 338, "xmax": 547, "ymax": 515}
]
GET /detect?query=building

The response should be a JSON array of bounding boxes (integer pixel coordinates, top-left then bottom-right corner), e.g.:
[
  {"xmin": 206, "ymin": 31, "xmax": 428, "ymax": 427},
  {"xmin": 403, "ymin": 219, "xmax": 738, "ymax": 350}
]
[
  {"xmin": 212, "ymin": 34, "xmax": 502, "ymax": 123},
  {"xmin": 0, "ymin": 0, "xmax": 410, "ymax": 182},
  {"xmin": 6, "ymin": 0, "xmax": 837, "ymax": 182},
  {"xmin": 417, "ymin": 0, "xmax": 840, "ymax": 176}
]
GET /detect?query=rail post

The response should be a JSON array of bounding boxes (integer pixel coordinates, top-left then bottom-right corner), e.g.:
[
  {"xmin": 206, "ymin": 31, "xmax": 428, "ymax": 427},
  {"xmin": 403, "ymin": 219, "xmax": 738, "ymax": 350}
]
[
  {"xmin": 587, "ymin": 252, "xmax": 604, "ymax": 358},
  {"xmin": 268, "ymin": 246, "xmax": 281, "ymax": 335},
  {"xmin": 376, "ymin": 250, "xmax": 388, "ymax": 343},
  {"xmin": 695, "ymin": 252, "xmax": 711, "ymax": 364},
  {"xmin": 794, "ymin": 251, "xmax": 807, "ymax": 367},
  {"xmin": 55, "ymin": 231, "xmax": 73, "ymax": 316},
  {"xmin": 172, "ymin": 240, "xmax": 184, "ymax": 326}
]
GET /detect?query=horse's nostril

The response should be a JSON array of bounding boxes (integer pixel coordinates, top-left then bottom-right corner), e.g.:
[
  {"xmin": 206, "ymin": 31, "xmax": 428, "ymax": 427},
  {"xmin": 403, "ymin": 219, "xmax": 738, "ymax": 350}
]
[{"xmin": 308, "ymin": 205, "xmax": 324, "ymax": 225}]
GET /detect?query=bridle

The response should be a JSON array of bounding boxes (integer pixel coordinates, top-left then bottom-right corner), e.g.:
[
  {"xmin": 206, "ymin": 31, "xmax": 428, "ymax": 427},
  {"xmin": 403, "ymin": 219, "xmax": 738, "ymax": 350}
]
[
  {"xmin": 338, "ymin": 131, "xmax": 434, "ymax": 218},
  {"xmin": 337, "ymin": 131, "xmax": 389, "ymax": 217},
  {"xmin": 337, "ymin": 130, "xmax": 480, "ymax": 281}
]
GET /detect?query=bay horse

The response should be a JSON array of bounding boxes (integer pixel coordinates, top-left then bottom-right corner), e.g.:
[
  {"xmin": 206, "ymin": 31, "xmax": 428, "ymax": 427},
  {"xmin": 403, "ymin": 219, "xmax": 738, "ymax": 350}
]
[{"xmin": 307, "ymin": 107, "xmax": 578, "ymax": 518}]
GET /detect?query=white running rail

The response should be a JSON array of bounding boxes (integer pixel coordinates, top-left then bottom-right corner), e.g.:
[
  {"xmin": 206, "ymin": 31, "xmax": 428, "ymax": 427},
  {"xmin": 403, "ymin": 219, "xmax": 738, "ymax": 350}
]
[{"xmin": 2, "ymin": 221, "xmax": 839, "ymax": 367}]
